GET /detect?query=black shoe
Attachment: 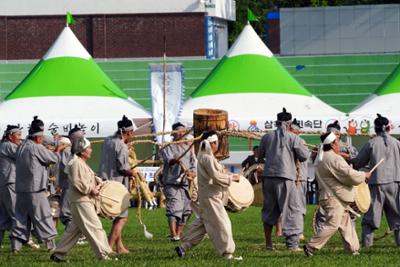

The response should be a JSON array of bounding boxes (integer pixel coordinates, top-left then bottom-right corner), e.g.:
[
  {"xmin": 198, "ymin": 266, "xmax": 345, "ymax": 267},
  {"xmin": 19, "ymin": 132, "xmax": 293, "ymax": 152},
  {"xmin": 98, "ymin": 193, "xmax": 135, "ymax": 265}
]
[
  {"xmin": 175, "ymin": 246, "xmax": 185, "ymax": 257},
  {"xmin": 303, "ymin": 245, "xmax": 314, "ymax": 257},
  {"xmin": 50, "ymin": 254, "xmax": 68, "ymax": 263}
]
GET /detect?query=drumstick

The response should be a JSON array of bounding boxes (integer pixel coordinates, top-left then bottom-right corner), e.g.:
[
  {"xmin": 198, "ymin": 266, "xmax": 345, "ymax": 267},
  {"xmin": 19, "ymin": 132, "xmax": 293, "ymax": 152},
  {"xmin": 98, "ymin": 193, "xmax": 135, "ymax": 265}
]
[
  {"xmin": 99, "ymin": 194, "xmax": 119, "ymax": 203},
  {"xmin": 370, "ymin": 158, "xmax": 385, "ymax": 174}
]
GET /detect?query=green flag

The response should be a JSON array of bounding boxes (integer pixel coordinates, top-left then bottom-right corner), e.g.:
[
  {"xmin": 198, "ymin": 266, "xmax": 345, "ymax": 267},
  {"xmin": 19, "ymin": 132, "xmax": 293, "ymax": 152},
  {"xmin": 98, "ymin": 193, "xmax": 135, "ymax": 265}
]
[
  {"xmin": 247, "ymin": 8, "xmax": 258, "ymax": 22},
  {"xmin": 66, "ymin": 12, "xmax": 76, "ymax": 26}
]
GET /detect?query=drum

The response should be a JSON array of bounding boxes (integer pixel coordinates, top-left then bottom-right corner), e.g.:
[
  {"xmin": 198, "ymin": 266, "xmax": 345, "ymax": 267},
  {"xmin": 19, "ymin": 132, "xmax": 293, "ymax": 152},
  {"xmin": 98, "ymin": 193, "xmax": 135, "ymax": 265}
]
[
  {"xmin": 99, "ymin": 181, "xmax": 131, "ymax": 219},
  {"xmin": 243, "ymin": 164, "xmax": 264, "ymax": 185},
  {"xmin": 351, "ymin": 182, "xmax": 371, "ymax": 213},
  {"xmin": 48, "ymin": 194, "xmax": 61, "ymax": 218},
  {"xmin": 226, "ymin": 175, "xmax": 254, "ymax": 212}
]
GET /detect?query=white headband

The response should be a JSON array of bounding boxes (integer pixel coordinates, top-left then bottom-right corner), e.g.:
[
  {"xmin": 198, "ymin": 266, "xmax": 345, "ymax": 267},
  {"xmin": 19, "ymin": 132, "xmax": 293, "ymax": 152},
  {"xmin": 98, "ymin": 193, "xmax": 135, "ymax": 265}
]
[
  {"xmin": 6, "ymin": 128, "xmax": 21, "ymax": 135},
  {"xmin": 59, "ymin": 137, "xmax": 72, "ymax": 146},
  {"xmin": 206, "ymin": 134, "xmax": 218, "ymax": 143},
  {"xmin": 315, "ymin": 132, "xmax": 337, "ymax": 165},
  {"xmin": 322, "ymin": 132, "xmax": 336, "ymax": 145},
  {"xmin": 82, "ymin": 137, "xmax": 91, "ymax": 149},
  {"xmin": 31, "ymin": 131, "xmax": 44, "ymax": 137}
]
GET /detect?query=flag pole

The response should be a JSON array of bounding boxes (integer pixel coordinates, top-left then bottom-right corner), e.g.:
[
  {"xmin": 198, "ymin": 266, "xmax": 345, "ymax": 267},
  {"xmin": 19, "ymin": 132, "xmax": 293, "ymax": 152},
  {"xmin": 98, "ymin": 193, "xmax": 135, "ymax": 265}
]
[{"xmin": 162, "ymin": 26, "xmax": 167, "ymax": 143}]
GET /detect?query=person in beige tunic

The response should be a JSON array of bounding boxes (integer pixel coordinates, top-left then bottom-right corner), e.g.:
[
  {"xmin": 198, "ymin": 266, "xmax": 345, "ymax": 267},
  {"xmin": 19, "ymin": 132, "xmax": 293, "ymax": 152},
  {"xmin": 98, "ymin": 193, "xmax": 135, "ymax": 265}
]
[
  {"xmin": 50, "ymin": 138, "xmax": 113, "ymax": 262},
  {"xmin": 175, "ymin": 131, "xmax": 242, "ymax": 260},
  {"xmin": 304, "ymin": 132, "xmax": 370, "ymax": 256}
]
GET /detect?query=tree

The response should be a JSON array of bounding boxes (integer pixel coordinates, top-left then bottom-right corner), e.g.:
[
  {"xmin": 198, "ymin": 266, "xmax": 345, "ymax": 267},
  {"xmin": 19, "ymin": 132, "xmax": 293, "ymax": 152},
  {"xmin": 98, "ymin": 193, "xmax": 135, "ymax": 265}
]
[{"xmin": 228, "ymin": 0, "xmax": 400, "ymax": 45}]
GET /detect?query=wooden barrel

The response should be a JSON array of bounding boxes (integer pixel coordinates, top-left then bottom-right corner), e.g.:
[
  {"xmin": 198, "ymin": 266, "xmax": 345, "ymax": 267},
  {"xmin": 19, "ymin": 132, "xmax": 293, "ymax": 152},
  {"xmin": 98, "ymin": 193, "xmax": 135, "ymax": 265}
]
[{"xmin": 193, "ymin": 108, "xmax": 229, "ymax": 160}]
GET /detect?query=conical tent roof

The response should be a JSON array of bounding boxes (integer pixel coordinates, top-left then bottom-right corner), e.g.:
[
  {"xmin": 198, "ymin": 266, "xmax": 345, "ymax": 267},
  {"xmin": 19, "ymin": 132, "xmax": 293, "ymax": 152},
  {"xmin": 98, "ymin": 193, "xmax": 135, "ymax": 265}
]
[
  {"xmin": 0, "ymin": 26, "xmax": 150, "ymax": 137},
  {"xmin": 349, "ymin": 62, "xmax": 400, "ymax": 134},
  {"xmin": 180, "ymin": 24, "xmax": 343, "ymax": 132}
]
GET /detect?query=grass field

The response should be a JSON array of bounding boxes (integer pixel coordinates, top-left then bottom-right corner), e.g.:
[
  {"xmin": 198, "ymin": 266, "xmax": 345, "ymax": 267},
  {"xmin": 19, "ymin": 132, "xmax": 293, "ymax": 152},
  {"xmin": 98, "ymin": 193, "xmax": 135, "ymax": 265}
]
[{"xmin": 0, "ymin": 205, "xmax": 398, "ymax": 266}]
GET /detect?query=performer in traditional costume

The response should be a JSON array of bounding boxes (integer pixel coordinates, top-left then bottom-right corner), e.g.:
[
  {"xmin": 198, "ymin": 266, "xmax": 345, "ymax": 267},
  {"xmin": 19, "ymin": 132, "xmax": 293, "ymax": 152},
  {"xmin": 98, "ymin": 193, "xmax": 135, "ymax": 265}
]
[
  {"xmin": 289, "ymin": 119, "xmax": 309, "ymax": 239},
  {"xmin": 258, "ymin": 108, "xmax": 309, "ymax": 251},
  {"xmin": 241, "ymin": 146, "xmax": 264, "ymax": 171},
  {"xmin": 58, "ymin": 125, "xmax": 84, "ymax": 228},
  {"xmin": 313, "ymin": 120, "xmax": 359, "ymax": 234},
  {"xmin": 241, "ymin": 145, "xmax": 265, "ymax": 185},
  {"xmin": 99, "ymin": 115, "xmax": 135, "ymax": 254},
  {"xmin": 50, "ymin": 138, "xmax": 114, "ymax": 262},
  {"xmin": 11, "ymin": 116, "xmax": 64, "ymax": 252},
  {"xmin": 328, "ymin": 121, "xmax": 358, "ymax": 161},
  {"xmin": 304, "ymin": 132, "xmax": 369, "ymax": 256},
  {"xmin": 159, "ymin": 122, "xmax": 196, "ymax": 241},
  {"xmin": 43, "ymin": 135, "xmax": 61, "ymax": 227},
  {"xmin": 175, "ymin": 131, "xmax": 242, "ymax": 260},
  {"xmin": 0, "ymin": 125, "xmax": 22, "ymax": 248},
  {"xmin": 351, "ymin": 114, "xmax": 400, "ymax": 247}
]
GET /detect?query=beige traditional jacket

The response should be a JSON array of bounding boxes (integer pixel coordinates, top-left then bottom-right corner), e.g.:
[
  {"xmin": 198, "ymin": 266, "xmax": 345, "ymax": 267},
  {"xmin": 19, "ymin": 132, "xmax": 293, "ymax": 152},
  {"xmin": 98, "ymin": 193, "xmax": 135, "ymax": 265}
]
[
  {"xmin": 317, "ymin": 150, "xmax": 365, "ymax": 203},
  {"xmin": 66, "ymin": 155, "xmax": 101, "ymax": 211}
]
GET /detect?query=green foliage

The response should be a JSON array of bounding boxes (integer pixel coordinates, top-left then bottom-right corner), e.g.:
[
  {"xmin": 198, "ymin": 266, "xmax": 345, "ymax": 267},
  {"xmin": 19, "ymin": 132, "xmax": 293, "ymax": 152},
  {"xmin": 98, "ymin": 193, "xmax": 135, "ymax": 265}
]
[
  {"xmin": 230, "ymin": 0, "xmax": 400, "ymax": 45},
  {"xmin": 0, "ymin": 206, "xmax": 398, "ymax": 266}
]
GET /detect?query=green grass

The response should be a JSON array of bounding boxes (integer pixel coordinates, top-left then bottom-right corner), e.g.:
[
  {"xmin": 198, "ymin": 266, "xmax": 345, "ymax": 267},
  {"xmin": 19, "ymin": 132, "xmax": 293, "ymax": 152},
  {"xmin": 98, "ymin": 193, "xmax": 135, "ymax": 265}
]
[{"xmin": 1, "ymin": 205, "xmax": 399, "ymax": 266}]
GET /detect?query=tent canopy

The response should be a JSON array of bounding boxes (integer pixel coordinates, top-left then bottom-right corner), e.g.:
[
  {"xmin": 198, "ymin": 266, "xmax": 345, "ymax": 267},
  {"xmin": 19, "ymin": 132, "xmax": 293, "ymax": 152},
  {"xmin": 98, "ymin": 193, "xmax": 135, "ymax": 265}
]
[
  {"xmin": 349, "ymin": 62, "xmax": 400, "ymax": 135},
  {"xmin": 180, "ymin": 24, "xmax": 343, "ymax": 132},
  {"xmin": 0, "ymin": 26, "xmax": 150, "ymax": 138}
]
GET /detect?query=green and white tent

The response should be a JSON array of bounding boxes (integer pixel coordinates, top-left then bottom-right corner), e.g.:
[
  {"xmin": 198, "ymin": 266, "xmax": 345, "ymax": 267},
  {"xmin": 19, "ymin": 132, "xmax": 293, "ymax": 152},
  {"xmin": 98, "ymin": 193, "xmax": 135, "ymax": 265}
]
[
  {"xmin": 0, "ymin": 26, "xmax": 150, "ymax": 137},
  {"xmin": 179, "ymin": 24, "xmax": 344, "ymax": 131},
  {"xmin": 349, "ymin": 63, "xmax": 400, "ymax": 134}
]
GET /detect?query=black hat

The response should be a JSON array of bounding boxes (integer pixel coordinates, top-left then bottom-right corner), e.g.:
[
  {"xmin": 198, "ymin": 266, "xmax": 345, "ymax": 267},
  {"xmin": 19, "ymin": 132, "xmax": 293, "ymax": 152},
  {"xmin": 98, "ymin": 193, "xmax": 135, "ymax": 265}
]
[
  {"xmin": 292, "ymin": 118, "xmax": 301, "ymax": 128},
  {"xmin": 326, "ymin": 120, "xmax": 341, "ymax": 132},
  {"xmin": 68, "ymin": 124, "xmax": 82, "ymax": 137},
  {"xmin": 29, "ymin": 116, "xmax": 44, "ymax": 136},
  {"xmin": 277, "ymin": 108, "xmax": 292, "ymax": 122},
  {"xmin": 117, "ymin": 115, "xmax": 134, "ymax": 131},
  {"xmin": 374, "ymin": 114, "xmax": 389, "ymax": 128},
  {"xmin": 172, "ymin": 122, "xmax": 185, "ymax": 131}
]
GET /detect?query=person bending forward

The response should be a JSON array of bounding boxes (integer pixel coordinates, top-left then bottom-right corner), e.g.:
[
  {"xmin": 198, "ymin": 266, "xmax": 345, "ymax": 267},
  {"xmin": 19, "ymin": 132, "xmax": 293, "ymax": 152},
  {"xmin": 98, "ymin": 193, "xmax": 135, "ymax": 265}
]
[{"xmin": 51, "ymin": 138, "xmax": 113, "ymax": 262}]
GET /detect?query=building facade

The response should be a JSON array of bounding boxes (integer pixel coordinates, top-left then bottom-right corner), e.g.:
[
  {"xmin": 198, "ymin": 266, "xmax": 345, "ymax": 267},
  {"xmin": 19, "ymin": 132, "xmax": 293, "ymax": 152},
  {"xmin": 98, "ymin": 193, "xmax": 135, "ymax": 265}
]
[{"xmin": 0, "ymin": 0, "xmax": 235, "ymax": 60}]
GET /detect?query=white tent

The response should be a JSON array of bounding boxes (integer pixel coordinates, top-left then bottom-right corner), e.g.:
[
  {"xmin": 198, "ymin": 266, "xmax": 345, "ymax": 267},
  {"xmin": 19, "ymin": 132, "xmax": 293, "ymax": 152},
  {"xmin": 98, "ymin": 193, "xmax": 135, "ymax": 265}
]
[
  {"xmin": 349, "ymin": 63, "xmax": 400, "ymax": 135},
  {"xmin": 0, "ymin": 26, "xmax": 151, "ymax": 137},
  {"xmin": 179, "ymin": 24, "xmax": 344, "ymax": 132}
]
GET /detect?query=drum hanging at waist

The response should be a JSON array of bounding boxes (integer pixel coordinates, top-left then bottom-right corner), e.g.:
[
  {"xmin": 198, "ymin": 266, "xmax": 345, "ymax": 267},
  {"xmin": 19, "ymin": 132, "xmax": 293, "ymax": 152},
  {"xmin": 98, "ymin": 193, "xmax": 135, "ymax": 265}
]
[
  {"xmin": 226, "ymin": 175, "xmax": 254, "ymax": 212},
  {"xmin": 243, "ymin": 164, "xmax": 264, "ymax": 185},
  {"xmin": 99, "ymin": 181, "xmax": 131, "ymax": 219},
  {"xmin": 350, "ymin": 182, "xmax": 371, "ymax": 214}
]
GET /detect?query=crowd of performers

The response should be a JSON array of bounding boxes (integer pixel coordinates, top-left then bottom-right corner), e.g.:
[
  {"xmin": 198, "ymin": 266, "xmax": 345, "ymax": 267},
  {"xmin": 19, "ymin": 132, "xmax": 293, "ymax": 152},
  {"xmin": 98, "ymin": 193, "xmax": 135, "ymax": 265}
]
[{"xmin": 0, "ymin": 107, "xmax": 399, "ymax": 262}]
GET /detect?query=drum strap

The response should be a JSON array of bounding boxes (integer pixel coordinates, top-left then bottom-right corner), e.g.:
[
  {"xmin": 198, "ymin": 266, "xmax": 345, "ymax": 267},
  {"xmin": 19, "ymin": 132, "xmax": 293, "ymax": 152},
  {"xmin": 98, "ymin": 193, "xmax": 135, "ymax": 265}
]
[{"xmin": 315, "ymin": 169, "xmax": 360, "ymax": 218}]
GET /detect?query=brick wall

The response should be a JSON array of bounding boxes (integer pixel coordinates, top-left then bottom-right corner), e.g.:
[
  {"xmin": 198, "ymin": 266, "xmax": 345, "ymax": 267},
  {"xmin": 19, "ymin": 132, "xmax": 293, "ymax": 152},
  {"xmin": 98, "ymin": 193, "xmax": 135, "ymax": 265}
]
[
  {"xmin": 267, "ymin": 19, "xmax": 280, "ymax": 54},
  {"xmin": 0, "ymin": 13, "xmax": 207, "ymax": 60}
]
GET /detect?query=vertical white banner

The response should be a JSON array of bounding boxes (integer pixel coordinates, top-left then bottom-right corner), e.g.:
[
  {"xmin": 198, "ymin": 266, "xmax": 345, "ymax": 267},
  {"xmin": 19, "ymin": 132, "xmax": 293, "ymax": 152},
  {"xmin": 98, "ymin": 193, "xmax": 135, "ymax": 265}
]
[{"xmin": 150, "ymin": 64, "xmax": 184, "ymax": 144}]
